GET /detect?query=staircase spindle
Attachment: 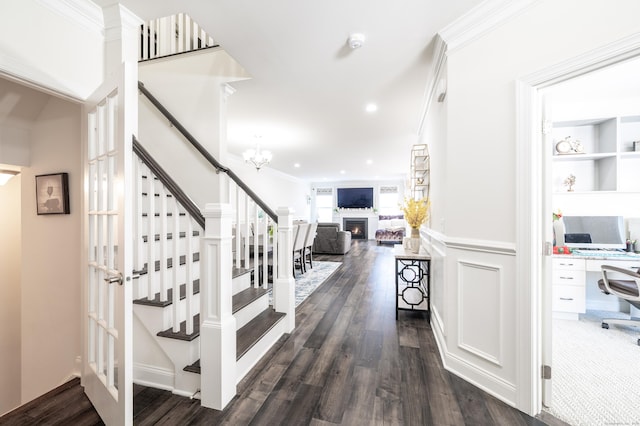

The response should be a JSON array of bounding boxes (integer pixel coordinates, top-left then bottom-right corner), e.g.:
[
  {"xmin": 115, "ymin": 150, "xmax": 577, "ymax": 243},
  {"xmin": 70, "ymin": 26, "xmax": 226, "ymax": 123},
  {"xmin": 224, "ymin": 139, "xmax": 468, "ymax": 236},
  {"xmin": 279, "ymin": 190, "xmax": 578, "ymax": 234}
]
[
  {"xmin": 185, "ymin": 218, "xmax": 195, "ymax": 335},
  {"xmin": 139, "ymin": 14, "xmax": 217, "ymax": 62},
  {"xmin": 234, "ymin": 185, "xmax": 241, "ymax": 269},
  {"xmin": 145, "ymin": 169, "xmax": 156, "ymax": 301},
  {"xmin": 159, "ymin": 185, "xmax": 169, "ymax": 302},
  {"xmin": 133, "ymin": 159, "xmax": 145, "ymax": 300},
  {"xmin": 171, "ymin": 199, "xmax": 180, "ymax": 332},
  {"xmin": 243, "ymin": 195, "xmax": 250, "ymax": 270}
]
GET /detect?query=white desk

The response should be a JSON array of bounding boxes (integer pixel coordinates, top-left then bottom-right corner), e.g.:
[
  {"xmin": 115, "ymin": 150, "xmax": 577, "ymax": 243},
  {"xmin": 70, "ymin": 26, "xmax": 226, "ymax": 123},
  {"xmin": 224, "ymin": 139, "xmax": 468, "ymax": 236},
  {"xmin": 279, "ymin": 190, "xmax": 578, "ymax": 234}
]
[{"xmin": 552, "ymin": 253, "xmax": 640, "ymax": 320}]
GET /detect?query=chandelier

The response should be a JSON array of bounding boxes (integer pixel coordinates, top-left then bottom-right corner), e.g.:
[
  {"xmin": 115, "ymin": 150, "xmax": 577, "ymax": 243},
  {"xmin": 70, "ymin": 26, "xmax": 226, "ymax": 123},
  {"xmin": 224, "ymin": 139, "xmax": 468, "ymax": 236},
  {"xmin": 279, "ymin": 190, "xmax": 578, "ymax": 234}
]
[{"xmin": 243, "ymin": 145, "xmax": 272, "ymax": 171}]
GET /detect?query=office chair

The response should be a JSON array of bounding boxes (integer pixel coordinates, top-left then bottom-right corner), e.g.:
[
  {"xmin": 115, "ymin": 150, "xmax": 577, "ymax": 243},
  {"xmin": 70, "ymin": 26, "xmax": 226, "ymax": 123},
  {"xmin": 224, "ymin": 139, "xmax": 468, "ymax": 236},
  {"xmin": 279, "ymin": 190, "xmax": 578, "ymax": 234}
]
[{"xmin": 598, "ymin": 264, "xmax": 640, "ymax": 346}]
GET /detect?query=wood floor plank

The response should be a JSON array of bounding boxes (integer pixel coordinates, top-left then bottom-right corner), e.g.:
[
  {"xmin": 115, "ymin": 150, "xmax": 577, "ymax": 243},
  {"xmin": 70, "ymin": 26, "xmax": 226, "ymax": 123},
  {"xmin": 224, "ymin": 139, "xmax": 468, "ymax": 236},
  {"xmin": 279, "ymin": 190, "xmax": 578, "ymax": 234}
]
[
  {"xmin": 339, "ymin": 365, "xmax": 379, "ymax": 426},
  {"xmin": 313, "ymin": 352, "xmax": 355, "ymax": 423},
  {"xmin": 399, "ymin": 346, "xmax": 433, "ymax": 425}
]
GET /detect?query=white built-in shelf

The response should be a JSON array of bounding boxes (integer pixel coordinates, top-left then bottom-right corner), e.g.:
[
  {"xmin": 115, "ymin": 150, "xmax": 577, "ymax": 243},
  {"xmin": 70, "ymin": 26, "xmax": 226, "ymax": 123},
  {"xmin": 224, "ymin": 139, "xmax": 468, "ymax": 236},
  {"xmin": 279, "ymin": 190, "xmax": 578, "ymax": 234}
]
[{"xmin": 552, "ymin": 115, "xmax": 640, "ymax": 193}]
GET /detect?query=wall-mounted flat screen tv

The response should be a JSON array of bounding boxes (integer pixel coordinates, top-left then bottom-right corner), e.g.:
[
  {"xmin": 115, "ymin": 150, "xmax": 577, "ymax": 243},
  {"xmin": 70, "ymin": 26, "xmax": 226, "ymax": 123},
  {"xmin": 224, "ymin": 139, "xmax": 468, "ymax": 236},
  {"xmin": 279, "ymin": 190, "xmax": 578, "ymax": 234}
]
[
  {"xmin": 337, "ymin": 187, "xmax": 374, "ymax": 209},
  {"xmin": 562, "ymin": 215, "xmax": 626, "ymax": 250}
]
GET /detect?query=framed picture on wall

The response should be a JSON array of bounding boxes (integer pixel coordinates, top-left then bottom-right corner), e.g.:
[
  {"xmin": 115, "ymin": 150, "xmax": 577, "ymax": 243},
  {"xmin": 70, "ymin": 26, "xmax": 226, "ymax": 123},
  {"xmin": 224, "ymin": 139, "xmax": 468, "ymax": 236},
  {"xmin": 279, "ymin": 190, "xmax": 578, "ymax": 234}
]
[{"xmin": 36, "ymin": 173, "xmax": 70, "ymax": 215}]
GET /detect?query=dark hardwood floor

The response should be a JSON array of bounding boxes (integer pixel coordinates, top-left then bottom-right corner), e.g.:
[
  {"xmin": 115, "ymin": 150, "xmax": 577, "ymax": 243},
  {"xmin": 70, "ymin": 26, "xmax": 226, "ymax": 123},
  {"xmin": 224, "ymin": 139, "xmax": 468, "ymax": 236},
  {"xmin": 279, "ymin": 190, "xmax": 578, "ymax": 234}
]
[{"xmin": 1, "ymin": 240, "xmax": 566, "ymax": 425}]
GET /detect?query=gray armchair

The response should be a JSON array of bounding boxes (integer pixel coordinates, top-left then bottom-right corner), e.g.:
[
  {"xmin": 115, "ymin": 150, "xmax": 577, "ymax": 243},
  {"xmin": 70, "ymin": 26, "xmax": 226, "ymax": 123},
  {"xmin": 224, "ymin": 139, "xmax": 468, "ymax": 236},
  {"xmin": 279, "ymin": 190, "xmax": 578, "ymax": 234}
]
[
  {"xmin": 312, "ymin": 223, "xmax": 352, "ymax": 254},
  {"xmin": 598, "ymin": 264, "xmax": 640, "ymax": 346}
]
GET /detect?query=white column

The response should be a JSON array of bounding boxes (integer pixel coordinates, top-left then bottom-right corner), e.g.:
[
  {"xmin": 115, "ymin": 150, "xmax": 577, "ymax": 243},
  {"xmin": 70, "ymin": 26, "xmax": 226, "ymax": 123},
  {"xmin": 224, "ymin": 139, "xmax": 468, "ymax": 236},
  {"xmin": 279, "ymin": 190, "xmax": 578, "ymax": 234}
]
[
  {"xmin": 274, "ymin": 207, "xmax": 295, "ymax": 332},
  {"xmin": 200, "ymin": 203, "xmax": 236, "ymax": 410}
]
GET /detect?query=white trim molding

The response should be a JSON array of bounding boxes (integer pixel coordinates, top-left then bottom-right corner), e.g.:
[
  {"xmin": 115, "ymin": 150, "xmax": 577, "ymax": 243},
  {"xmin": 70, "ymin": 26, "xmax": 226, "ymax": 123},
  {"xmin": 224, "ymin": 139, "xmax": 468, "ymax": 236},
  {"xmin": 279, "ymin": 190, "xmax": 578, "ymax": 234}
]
[
  {"xmin": 457, "ymin": 260, "xmax": 504, "ymax": 367},
  {"xmin": 37, "ymin": 0, "xmax": 104, "ymax": 35},
  {"xmin": 425, "ymin": 228, "xmax": 516, "ymax": 256},
  {"xmin": 439, "ymin": 0, "xmax": 538, "ymax": 53},
  {"xmin": 417, "ymin": 35, "xmax": 447, "ymax": 136},
  {"xmin": 515, "ymin": 34, "xmax": 640, "ymax": 416}
]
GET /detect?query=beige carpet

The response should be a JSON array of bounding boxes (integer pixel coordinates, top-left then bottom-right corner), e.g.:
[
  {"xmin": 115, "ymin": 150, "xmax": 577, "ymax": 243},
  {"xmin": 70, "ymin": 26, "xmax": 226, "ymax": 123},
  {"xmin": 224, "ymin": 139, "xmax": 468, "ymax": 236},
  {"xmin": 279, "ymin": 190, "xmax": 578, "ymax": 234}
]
[{"xmin": 545, "ymin": 310, "xmax": 640, "ymax": 425}]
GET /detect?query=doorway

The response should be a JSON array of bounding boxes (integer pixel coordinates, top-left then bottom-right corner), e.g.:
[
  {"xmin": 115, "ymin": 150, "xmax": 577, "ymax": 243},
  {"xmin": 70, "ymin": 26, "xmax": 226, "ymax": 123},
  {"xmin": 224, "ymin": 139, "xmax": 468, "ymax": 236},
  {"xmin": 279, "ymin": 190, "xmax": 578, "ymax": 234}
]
[{"xmin": 516, "ymin": 40, "xmax": 640, "ymax": 423}]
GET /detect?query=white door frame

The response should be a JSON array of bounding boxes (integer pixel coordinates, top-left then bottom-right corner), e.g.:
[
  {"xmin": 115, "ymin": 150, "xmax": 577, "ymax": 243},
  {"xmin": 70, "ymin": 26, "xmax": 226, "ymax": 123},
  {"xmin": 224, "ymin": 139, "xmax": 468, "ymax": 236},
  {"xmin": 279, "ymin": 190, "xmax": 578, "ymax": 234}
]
[{"xmin": 515, "ymin": 33, "xmax": 640, "ymax": 416}]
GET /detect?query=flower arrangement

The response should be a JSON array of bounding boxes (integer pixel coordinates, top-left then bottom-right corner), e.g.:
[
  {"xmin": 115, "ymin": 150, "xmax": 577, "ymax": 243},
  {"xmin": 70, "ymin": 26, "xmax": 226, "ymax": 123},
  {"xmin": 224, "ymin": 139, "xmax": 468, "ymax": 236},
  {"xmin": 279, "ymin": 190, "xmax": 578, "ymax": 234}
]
[
  {"xmin": 400, "ymin": 197, "xmax": 430, "ymax": 230},
  {"xmin": 553, "ymin": 209, "xmax": 562, "ymax": 221}
]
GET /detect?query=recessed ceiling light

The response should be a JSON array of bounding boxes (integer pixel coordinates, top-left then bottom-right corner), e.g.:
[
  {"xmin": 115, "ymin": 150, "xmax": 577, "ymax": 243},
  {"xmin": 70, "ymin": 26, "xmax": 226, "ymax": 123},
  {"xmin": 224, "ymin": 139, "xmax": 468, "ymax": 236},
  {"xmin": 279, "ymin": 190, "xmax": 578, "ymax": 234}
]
[
  {"xmin": 340, "ymin": 170, "xmax": 346, "ymax": 174},
  {"xmin": 294, "ymin": 163, "xmax": 300, "ymax": 168},
  {"xmin": 366, "ymin": 159, "xmax": 373, "ymax": 165},
  {"xmin": 365, "ymin": 103, "xmax": 377, "ymax": 113}
]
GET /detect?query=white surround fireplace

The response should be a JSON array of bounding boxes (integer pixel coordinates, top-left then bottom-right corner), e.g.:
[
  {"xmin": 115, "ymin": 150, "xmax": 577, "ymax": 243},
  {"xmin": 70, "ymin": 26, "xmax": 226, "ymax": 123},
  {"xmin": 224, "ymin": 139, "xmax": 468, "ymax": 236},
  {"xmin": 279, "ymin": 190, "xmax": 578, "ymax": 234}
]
[{"xmin": 333, "ymin": 209, "xmax": 378, "ymax": 240}]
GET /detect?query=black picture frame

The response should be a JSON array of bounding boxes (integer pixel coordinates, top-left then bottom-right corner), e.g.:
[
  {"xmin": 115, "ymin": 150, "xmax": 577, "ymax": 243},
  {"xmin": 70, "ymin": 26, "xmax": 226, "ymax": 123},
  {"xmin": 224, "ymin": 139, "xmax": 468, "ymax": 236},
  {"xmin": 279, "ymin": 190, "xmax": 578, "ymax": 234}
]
[{"xmin": 36, "ymin": 173, "xmax": 70, "ymax": 215}]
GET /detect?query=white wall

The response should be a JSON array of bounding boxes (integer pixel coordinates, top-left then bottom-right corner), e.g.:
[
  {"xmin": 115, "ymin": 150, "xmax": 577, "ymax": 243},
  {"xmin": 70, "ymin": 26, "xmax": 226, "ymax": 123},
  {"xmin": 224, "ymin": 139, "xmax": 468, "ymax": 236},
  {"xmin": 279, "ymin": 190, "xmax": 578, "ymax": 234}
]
[
  {"xmin": 0, "ymin": 176, "xmax": 22, "ymax": 415},
  {"xmin": 227, "ymin": 155, "xmax": 310, "ymax": 220},
  {"xmin": 0, "ymin": 0, "xmax": 104, "ymax": 100},
  {"xmin": 423, "ymin": 0, "xmax": 640, "ymax": 414},
  {"xmin": 20, "ymin": 97, "xmax": 82, "ymax": 404},
  {"xmin": 138, "ymin": 51, "xmax": 309, "ymax": 219}
]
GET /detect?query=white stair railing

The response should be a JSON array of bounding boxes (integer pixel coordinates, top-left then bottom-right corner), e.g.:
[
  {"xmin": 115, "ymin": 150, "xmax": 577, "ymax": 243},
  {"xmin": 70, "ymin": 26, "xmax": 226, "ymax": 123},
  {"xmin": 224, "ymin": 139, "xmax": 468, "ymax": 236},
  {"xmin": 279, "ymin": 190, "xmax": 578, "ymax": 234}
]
[
  {"xmin": 140, "ymin": 13, "xmax": 217, "ymax": 62},
  {"xmin": 133, "ymin": 157, "xmax": 203, "ymax": 336}
]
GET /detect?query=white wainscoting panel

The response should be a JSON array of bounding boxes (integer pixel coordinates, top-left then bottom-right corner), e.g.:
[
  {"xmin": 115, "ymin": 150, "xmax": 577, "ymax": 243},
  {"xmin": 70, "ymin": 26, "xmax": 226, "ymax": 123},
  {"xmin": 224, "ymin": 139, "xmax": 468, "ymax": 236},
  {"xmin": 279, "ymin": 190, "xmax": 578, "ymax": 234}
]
[
  {"xmin": 425, "ymin": 230, "xmax": 447, "ymax": 337},
  {"xmin": 457, "ymin": 260, "xmax": 503, "ymax": 366},
  {"xmin": 425, "ymin": 229, "xmax": 518, "ymax": 407}
]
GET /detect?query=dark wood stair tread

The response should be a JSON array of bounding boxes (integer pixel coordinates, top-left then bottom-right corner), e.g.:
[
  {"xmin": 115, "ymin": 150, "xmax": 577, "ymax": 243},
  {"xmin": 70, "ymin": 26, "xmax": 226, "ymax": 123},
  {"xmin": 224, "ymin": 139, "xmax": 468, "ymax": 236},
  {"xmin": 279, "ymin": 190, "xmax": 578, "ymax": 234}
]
[
  {"xmin": 184, "ymin": 359, "xmax": 200, "ymax": 374},
  {"xmin": 232, "ymin": 287, "xmax": 268, "ymax": 314},
  {"xmin": 183, "ymin": 309, "xmax": 286, "ymax": 374},
  {"xmin": 142, "ymin": 230, "xmax": 200, "ymax": 242},
  {"xmin": 134, "ymin": 280, "xmax": 200, "ymax": 307},
  {"xmin": 232, "ymin": 267, "xmax": 252, "ymax": 279},
  {"xmin": 157, "ymin": 314, "xmax": 200, "ymax": 341},
  {"xmin": 237, "ymin": 309, "xmax": 286, "ymax": 360}
]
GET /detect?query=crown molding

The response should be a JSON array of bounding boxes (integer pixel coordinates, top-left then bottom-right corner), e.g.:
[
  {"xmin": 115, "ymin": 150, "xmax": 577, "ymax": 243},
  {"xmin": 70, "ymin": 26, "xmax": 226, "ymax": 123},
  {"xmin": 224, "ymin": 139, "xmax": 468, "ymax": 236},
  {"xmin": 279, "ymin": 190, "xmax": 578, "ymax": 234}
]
[
  {"xmin": 439, "ymin": 0, "xmax": 538, "ymax": 53},
  {"xmin": 37, "ymin": 0, "xmax": 103, "ymax": 36},
  {"xmin": 417, "ymin": 34, "xmax": 447, "ymax": 136},
  {"xmin": 519, "ymin": 32, "xmax": 640, "ymax": 88}
]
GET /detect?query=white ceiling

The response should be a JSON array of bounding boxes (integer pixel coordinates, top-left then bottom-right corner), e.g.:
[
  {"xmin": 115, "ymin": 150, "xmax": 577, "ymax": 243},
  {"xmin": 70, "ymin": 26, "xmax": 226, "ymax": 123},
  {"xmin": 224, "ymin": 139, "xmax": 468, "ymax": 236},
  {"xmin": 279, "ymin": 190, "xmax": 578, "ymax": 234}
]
[{"xmin": 119, "ymin": 0, "xmax": 486, "ymax": 183}]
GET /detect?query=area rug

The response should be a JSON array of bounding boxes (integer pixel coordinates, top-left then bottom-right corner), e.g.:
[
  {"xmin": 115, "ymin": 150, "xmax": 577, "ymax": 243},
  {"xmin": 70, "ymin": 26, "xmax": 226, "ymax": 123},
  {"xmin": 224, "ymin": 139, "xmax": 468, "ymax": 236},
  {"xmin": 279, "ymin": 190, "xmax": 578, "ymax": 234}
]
[
  {"xmin": 545, "ymin": 310, "xmax": 640, "ymax": 426},
  {"xmin": 268, "ymin": 261, "xmax": 341, "ymax": 307}
]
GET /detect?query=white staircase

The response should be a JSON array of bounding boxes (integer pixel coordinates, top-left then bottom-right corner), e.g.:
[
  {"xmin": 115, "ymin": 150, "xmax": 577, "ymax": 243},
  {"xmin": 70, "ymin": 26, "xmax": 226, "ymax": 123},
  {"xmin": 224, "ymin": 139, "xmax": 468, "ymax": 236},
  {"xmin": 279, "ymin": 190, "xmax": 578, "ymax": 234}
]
[{"xmin": 130, "ymin": 139, "xmax": 293, "ymax": 409}]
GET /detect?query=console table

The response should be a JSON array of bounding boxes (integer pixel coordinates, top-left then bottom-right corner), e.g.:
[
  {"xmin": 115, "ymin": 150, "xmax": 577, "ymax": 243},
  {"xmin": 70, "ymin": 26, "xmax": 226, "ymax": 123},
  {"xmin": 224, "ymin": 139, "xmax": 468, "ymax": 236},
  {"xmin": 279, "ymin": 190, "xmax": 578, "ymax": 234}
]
[{"xmin": 393, "ymin": 244, "xmax": 431, "ymax": 320}]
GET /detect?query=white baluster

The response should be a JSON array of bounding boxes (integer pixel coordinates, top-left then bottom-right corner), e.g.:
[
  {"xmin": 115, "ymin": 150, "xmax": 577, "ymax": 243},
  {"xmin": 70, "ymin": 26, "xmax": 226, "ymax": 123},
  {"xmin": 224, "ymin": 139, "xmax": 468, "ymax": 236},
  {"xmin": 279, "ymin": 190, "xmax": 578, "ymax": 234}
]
[
  {"xmin": 185, "ymin": 218, "xmax": 195, "ymax": 335},
  {"xmin": 159, "ymin": 185, "xmax": 168, "ymax": 302},
  {"xmin": 146, "ymin": 169, "xmax": 156, "ymax": 300},
  {"xmin": 234, "ymin": 184, "xmax": 241, "ymax": 269},
  {"xmin": 133, "ymin": 159, "xmax": 144, "ymax": 300},
  {"xmin": 243, "ymin": 194, "xmax": 250, "ymax": 270},
  {"xmin": 172, "ymin": 198, "xmax": 180, "ymax": 332}
]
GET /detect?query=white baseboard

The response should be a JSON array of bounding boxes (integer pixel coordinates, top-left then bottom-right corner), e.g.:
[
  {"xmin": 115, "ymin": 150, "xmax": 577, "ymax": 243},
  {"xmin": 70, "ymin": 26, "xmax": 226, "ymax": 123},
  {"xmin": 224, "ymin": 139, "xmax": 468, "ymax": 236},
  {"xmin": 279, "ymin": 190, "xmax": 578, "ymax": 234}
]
[{"xmin": 133, "ymin": 363, "xmax": 175, "ymax": 392}]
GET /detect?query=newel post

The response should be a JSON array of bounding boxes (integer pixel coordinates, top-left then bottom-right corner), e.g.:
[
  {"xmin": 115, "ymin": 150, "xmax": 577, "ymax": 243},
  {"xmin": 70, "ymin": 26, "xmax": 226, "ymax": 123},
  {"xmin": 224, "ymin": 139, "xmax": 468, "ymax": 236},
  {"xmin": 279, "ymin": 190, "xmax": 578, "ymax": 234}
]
[
  {"xmin": 275, "ymin": 207, "xmax": 295, "ymax": 332},
  {"xmin": 200, "ymin": 203, "xmax": 236, "ymax": 410}
]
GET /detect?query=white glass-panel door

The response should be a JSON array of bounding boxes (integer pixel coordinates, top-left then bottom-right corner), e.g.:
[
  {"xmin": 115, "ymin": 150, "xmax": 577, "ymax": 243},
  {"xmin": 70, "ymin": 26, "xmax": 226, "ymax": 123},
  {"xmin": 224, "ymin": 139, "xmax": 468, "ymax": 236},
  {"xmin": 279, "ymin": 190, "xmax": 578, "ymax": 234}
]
[{"xmin": 82, "ymin": 67, "xmax": 133, "ymax": 425}]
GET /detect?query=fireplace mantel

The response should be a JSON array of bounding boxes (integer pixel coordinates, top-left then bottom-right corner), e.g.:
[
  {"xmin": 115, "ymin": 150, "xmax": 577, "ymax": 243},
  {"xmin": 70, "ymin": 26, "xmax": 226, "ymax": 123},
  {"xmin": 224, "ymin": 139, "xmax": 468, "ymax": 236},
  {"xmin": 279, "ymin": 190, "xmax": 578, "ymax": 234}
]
[{"xmin": 332, "ymin": 209, "xmax": 378, "ymax": 240}]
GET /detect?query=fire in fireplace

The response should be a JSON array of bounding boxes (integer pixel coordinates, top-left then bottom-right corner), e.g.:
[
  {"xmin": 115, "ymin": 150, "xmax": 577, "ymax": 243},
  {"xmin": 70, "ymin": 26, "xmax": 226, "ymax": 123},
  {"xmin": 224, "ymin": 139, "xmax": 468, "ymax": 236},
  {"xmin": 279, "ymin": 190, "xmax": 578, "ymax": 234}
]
[{"xmin": 344, "ymin": 218, "xmax": 368, "ymax": 240}]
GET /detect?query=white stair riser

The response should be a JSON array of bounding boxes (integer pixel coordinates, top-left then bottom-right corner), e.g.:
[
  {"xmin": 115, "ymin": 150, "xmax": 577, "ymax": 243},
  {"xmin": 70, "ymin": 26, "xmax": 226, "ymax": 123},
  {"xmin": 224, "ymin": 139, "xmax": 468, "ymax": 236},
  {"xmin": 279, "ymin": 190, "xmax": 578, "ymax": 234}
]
[
  {"xmin": 232, "ymin": 273, "xmax": 251, "ymax": 295},
  {"xmin": 236, "ymin": 318, "xmax": 287, "ymax": 384},
  {"xmin": 133, "ymin": 294, "xmax": 200, "ymax": 334},
  {"xmin": 234, "ymin": 293, "xmax": 269, "ymax": 330}
]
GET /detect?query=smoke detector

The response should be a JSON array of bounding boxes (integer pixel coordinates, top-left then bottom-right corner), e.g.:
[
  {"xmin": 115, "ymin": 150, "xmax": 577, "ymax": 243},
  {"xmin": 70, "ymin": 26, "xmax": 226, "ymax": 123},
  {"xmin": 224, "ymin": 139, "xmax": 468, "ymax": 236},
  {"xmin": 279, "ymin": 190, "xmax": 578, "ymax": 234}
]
[{"xmin": 347, "ymin": 33, "xmax": 366, "ymax": 49}]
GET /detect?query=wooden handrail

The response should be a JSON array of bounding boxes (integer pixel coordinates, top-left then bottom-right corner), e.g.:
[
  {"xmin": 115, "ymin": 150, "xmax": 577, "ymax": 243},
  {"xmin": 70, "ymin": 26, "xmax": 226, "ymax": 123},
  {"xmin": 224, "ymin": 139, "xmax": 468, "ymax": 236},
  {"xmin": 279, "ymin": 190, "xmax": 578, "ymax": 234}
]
[
  {"xmin": 138, "ymin": 81, "xmax": 278, "ymax": 223},
  {"xmin": 133, "ymin": 136, "xmax": 205, "ymax": 229}
]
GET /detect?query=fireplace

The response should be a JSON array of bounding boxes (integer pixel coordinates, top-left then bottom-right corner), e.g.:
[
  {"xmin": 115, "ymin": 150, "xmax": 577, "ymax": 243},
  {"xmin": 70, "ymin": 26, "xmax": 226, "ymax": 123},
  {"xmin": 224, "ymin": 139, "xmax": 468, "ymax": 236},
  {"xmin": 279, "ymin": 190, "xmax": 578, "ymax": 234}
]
[{"xmin": 344, "ymin": 218, "xmax": 368, "ymax": 240}]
